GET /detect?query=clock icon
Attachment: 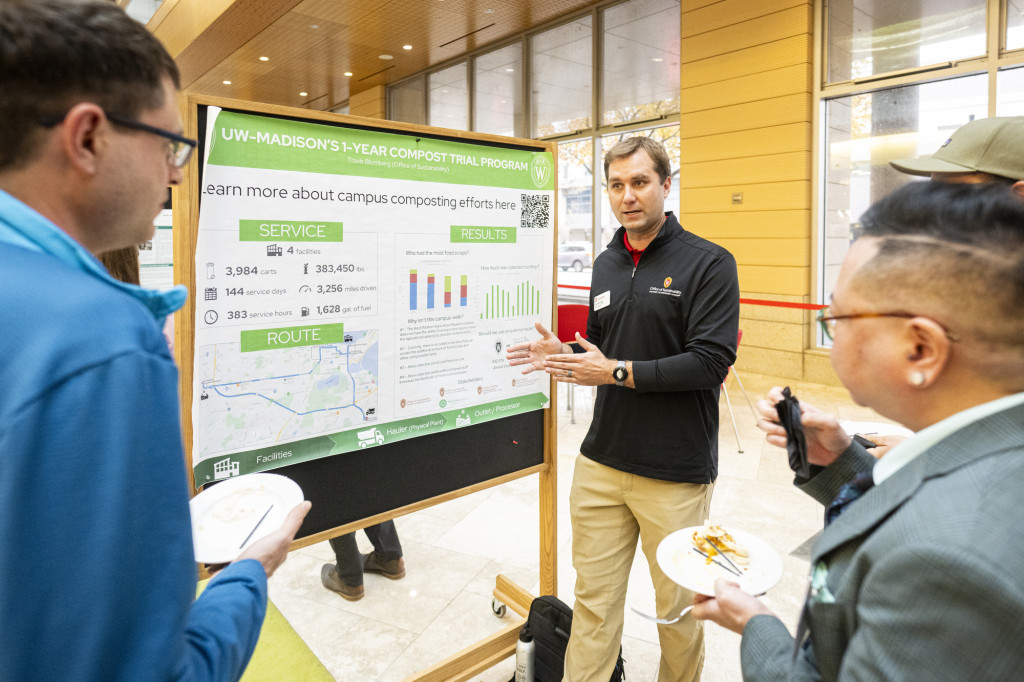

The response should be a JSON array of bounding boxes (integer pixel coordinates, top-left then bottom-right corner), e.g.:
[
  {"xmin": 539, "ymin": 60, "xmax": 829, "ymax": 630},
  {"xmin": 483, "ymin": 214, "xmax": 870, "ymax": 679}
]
[{"xmin": 204, "ymin": 310, "xmax": 219, "ymax": 325}]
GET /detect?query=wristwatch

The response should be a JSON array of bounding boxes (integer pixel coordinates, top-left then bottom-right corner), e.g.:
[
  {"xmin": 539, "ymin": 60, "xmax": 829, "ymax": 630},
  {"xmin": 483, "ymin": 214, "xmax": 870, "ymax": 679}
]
[{"xmin": 613, "ymin": 360, "xmax": 628, "ymax": 386}]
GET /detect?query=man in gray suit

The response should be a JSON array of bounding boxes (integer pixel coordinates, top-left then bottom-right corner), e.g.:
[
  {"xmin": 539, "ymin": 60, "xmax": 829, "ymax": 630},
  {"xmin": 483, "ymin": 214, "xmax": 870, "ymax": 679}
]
[{"xmin": 693, "ymin": 181, "xmax": 1024, "ymax": 681}]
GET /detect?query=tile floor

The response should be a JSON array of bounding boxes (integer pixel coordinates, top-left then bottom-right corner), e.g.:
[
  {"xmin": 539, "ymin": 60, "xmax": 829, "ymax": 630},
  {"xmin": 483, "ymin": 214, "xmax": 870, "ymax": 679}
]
[{"xmin": 266, "ymin": 371, "xmax": 901, "ymax": 681}]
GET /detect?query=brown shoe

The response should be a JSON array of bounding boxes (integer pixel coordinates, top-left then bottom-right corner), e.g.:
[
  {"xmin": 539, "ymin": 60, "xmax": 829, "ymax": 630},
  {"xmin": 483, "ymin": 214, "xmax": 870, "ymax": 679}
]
[
  {"xmin": 362, "ymin": 552, "xmax": 406, "ymax": 580},
  {"xmin": 320, "ymin": 564, "xmax": 364, "ymax": 601}
]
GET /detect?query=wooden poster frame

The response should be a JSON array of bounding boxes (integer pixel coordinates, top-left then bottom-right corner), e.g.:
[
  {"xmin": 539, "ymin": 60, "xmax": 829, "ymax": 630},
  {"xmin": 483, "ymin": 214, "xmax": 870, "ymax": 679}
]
[{"xmin": 173, "ymin": 94, "xmax": 559, "ymax": 674}]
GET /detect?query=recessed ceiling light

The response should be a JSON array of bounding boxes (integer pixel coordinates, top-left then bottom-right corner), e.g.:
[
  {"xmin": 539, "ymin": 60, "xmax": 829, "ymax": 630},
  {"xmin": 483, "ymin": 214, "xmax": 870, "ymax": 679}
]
[
  {"xmin": 222, "ymin": 80, "xmax": 231, "ymax": 85},
  {"xmin": 403, "ymin": 45, "xmax": 413, "ymax": 50},
  {"xmin": 505, "ymin": 68, "xmax": 514, "ymax": 72},
  {"xmin": 344, "ymin": 71, "xmax": 353, "ymax": 77},
  {"xmin": 651, "ymin": 57, "xmax": 663, "ymax": 62},
  {"xmin": 310, "ymin": 24, "xmax": 319, "ymax": 29},
  {"xmin": 379, "ymin": 54, "xmax": 393, "ymax": 60},
  {"xmin": 259, "ymin": 56, "xmax": 269, "ymax": 61},
  {"xmin": 300, "ymin": 92, "xmax": 308, "ymax": 97}
]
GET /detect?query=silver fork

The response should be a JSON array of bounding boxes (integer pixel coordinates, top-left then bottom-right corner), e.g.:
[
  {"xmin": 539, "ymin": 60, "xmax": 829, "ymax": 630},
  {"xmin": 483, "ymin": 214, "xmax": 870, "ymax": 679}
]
[{"xmin": 630, "ymin": 604, "xmax": 695, "ymax": 625}]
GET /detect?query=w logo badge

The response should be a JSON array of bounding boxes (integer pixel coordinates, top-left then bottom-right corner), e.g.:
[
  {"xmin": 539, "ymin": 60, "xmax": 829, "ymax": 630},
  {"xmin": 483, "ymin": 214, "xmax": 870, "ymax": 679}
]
[
  {"xmin": 530, "ymin": 154, "xmax": 553, "ymax": 188},
  {"xmin": 663, "ymin": 277, "xmax": 673, "ymax": 288}
]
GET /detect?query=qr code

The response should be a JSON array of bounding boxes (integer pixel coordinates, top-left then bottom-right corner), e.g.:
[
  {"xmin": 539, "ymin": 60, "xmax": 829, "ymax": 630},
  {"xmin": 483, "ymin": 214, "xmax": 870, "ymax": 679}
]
[{"xmin": 520, "ymin": 194, "xmax": 550, "ymax": 229}]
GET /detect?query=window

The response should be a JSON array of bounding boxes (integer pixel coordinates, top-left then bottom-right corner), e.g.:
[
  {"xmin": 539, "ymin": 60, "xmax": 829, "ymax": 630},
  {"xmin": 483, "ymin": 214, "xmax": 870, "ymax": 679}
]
[
  {"xmin": 474, "ymin": 44, "xmax": 524, "ymax": 137},
  {"xmin": 826, "ymin": 0, "xmax": 986, "ymax": 83},
  {"xmin": 997, "ymin": 66, "xmax": 1024, "ymax": 113},
  {"xmin": 429, "ymin": 63, "xmax": 468, "ymax": 130},
  {"xmin": 125, "ymin": 0, "xmax": 164, "ymax": 24},
  {"xmin": 821, "ymin": 77, "xmax": 987, "ymax": 310},
  {"xmin": 557, "ymin": 139, "xmax": 594, "ymax": 246},
  {"xmin": 817, "ymin": 0, "xmax": 1024, "ymax": 347},
  {"xmin": 1008, "ymin": 0, "xmax": 1024, "ymax": 50},
  {"xmin": 389, "ymin": 77, "xmax": 425, "ymax": 125},
  {"xmin": 601, "ymin": 0, "xmax": 680, "ymax": 125},
  {"xmin": 531, "ymin": 17, "xmax": 593, "ymax": 137}
]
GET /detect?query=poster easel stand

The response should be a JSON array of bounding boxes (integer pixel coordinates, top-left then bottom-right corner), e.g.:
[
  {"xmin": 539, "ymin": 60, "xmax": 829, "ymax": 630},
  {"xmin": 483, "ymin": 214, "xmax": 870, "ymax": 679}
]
[{"xmin": 176, "ymin": 95, "xmax": 561, "ymax": 680}]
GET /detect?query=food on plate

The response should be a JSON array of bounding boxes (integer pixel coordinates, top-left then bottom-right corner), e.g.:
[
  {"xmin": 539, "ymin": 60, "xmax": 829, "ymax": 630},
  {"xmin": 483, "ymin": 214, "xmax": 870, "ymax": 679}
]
[{"xmin": 691, "ymin": 522, "xmax": 749, "ymax": 567}]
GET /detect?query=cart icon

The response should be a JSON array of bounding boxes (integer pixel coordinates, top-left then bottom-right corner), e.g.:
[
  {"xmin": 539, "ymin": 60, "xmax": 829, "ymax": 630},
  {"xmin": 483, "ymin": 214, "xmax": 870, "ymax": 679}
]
[{"xmin": 357, "ymin": 427, "xmax": 384, "ymax": 448}]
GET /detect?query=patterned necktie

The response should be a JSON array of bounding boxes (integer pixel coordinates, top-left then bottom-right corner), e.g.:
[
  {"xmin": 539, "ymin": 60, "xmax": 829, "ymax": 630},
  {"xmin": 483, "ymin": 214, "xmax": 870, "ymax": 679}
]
[{"xmin": 825, "ymin": 471, "xmax": 875, "ymax": 525}]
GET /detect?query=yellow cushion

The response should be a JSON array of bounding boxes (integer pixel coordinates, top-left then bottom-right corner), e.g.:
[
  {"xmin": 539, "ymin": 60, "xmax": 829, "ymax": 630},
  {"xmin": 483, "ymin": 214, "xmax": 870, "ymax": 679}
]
[{"xmin": 196, "ymin": 579, "xmax": 332, "ymax": 681}]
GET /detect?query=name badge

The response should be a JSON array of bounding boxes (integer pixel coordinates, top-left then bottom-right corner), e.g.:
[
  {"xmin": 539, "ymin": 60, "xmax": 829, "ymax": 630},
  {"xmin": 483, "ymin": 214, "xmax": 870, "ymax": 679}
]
[{"xmin": 594, "ymin": 290, "xmax": 611, "ymax": 311}]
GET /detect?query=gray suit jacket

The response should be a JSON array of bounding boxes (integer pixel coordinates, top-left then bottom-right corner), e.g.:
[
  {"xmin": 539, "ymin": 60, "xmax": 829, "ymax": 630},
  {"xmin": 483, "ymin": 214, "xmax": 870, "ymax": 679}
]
[{"xmin": 740, "ymin": 401, "xmax": 1024, "ymax": 681}]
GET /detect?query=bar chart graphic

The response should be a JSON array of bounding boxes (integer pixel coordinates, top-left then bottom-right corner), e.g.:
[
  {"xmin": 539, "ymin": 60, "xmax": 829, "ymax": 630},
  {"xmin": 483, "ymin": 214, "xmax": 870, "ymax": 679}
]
[
  {"xmin": 481, "ymin": 280, "xmax": 541, "ymax": 319},
  {"xmin": 409, "ymin": 269, "xmax": 468, "ymax": 310}
]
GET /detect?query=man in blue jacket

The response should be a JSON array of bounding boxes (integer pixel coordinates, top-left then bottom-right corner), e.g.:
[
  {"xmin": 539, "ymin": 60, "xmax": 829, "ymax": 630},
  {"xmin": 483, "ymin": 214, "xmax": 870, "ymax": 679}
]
[
  {"xmin": 0, "ymin": 3, "xmax": 309, "ymax": 680},
  {"xmin": 508, "ymin": 136, "xmax": 739, "ymax": 681}
]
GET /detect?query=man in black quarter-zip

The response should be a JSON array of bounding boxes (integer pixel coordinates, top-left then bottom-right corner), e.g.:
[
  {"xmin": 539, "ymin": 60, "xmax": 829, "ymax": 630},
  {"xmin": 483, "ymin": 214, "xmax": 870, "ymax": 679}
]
[{"xmin": 507, "ymin": 136, "xmax": 739, "ymax": 682}]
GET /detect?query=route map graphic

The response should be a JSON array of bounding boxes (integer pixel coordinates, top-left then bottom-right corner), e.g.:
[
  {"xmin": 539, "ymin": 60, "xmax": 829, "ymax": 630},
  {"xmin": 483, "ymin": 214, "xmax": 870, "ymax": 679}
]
[{"xmin": 194, "ymin": 330, "xmax": 379, "ymax": 458}]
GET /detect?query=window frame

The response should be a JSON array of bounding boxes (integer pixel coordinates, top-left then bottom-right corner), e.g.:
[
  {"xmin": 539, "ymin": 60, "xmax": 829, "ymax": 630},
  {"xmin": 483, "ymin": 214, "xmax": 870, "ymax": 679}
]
[{"xmin": 812, "ymin": 0, "xmax": 1024, "ymax": 348}]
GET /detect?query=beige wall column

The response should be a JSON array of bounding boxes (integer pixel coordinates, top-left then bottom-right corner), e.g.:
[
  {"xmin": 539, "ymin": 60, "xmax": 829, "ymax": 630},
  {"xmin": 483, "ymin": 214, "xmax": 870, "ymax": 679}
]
[
  {"xmin": 679, "ymin": 0, "xmax": 836, "ymax": 384},
  {"xmin": 350, "ymin": 85, "xmax": 387, "ymax": 120}
]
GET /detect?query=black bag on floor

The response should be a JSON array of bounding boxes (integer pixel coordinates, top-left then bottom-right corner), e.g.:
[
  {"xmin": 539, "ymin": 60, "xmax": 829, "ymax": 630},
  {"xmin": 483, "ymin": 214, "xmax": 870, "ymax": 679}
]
[{"xmin": 510, "ymin": 595, "xmax": 625, "ymax": 681}]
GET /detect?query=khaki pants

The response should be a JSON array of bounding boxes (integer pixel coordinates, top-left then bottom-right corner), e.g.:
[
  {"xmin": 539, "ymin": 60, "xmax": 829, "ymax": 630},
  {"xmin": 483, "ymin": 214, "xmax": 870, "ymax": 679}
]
[{"xmin": 564, "ymin": 455, "xmax": 714, "ymax": 682}]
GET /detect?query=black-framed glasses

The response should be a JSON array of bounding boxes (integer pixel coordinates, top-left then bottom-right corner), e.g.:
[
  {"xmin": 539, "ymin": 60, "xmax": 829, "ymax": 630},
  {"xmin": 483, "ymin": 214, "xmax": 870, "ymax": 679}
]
[
  {"xmin": 817, "ymin": 307, "xmax": 959, "ymax": 342},
  {"xmin": 39, "ymin": 111, "xmax": 197, "ymax": 168}
]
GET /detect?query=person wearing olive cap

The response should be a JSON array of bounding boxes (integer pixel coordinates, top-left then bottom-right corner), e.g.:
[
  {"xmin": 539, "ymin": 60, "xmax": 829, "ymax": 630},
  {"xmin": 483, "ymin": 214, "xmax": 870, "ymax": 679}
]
[{"xmin": 890, "ymin": 116, "xmax": 1024, "ymax": 194}]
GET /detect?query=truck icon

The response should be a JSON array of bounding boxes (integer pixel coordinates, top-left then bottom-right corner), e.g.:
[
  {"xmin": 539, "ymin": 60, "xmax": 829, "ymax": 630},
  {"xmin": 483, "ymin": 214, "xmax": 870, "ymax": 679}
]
[{"xmin": 357, "ymin": 427, "xmax": 384, "ymax": 448}]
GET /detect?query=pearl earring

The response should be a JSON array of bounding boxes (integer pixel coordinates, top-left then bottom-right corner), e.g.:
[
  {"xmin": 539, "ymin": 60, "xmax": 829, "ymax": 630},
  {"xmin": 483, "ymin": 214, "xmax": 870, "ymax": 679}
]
[{"xmin": 909, "ymin": 371, "xmax": 926, "ymax": 387}]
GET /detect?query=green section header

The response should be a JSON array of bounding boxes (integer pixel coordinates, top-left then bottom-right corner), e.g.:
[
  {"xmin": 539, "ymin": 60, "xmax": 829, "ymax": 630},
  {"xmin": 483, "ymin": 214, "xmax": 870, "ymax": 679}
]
[
  {"xmin": 206, "ymin": 110, "xmax": 555, "ymax": 191},
  {"xmin": 192, "ymin": 392, "xmax": 549, "ymax": 486},
  {"xmin": 240, "ymin": 323, "xmax": 345, "ymax": 352},
  {"xmin": 450, "ymin": 225, "xmax": 517, "ymax": 243},
  {"xmin": 239, "ymin": 220, "xmax": 343, "ymax": 242}
]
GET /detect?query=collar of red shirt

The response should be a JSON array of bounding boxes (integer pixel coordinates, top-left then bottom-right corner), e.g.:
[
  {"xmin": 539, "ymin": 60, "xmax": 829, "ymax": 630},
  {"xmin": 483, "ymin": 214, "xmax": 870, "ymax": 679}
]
[{"xmin": 623, "ymin": 231, "xmax": 644, "ymax": 266}]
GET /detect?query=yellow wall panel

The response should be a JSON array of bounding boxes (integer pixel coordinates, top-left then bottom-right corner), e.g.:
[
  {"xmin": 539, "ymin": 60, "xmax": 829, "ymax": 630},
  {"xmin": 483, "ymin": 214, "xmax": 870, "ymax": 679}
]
[
  {"xmin": 681, "ymin": 0, "xmax": 722, "ymax": 13},
  {"xmin": 680, "ymin": 180, "xmax": 810, "ymax": 213},
  {"xmin": 803, "ymin": 352, "xmax": 841, "ymax": 385},
  {"xmin": 682, "ymin": 0, "xmax": 809, "ymax": 38},
  {"xmin": 738, "ymin": 264, "xmax": 809, "ymax": 296},
  {"xmin": 740, "ymin": 294, "xmax": 810, "ymax": 324},
  {"xmin": 679, "ymin": 151, "xmax": 810, "ymax": 188},
  {"xmin": 682, "ymin": 35, "xmax": 813, "ymax": 88},
  {"xmin": 680, "ymin": 93, "xmax": 812, "ymax": 138},
  {"xmin": 682, "ymin": 6, "xmax": 812, "ymax": 63},
  {"xmin": 734, "ymin": 345, "xmax": 804, "ymax": 379},
  {"xmin": 682, "ymin": 64, "xmax": 811, "ymax": 113},
  {"xmin": 681, "ymin": 123, "xmax": 810, "ymax": 163},
  {"xmin": 684, "ymin": 210, "xmax": 810, "ymax": 239},
  {"xmin": 714, "ymin": 239, "xmax": 809, "ymax": 267},
  {"xmin": 350, "ymin": 85, "xmax": 385, "ymax": 119},
  {"xmin": 739, "ymin": 318, "xmax": 805, "ymax": 352}
]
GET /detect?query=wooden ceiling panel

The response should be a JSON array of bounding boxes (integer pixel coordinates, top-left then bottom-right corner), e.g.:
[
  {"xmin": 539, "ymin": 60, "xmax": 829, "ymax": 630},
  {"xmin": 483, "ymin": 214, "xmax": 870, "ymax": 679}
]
[{"xmin": 167, "ymin": 0, "xmax": 603, "ymax": 109}]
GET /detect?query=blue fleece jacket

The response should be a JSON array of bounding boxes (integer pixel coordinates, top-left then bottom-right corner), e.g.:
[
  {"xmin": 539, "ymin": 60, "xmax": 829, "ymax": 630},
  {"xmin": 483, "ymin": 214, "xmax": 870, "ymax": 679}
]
[{"xmin": 0, "ymin": 189, "xmax": 267, "ymax": 682}]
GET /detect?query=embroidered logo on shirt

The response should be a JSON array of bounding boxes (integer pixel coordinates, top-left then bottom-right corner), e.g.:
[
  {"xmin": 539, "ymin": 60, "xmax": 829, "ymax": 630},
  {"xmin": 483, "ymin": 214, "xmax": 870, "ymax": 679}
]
[{"xmin": 649, "ymin": 280, "xmax": 681, "ymax": 297}]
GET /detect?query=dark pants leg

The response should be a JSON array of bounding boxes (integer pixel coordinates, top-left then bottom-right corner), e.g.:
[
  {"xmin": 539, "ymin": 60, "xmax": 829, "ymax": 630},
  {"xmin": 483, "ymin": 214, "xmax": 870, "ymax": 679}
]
[
  {"xmin": 329, "ymin": 533, "xmax": 363, "ymax": 587},
  {"xmin": 329, "ymin": 520, "xmax": 403, "ymax": 586},
  {"xmin": 364, "ymin": 519, "xmax": 403, "ymax": 561}
]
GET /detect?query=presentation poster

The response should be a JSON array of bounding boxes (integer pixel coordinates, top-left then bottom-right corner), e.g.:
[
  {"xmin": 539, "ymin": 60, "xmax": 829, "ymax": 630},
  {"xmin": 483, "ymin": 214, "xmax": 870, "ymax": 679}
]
[
  {"xmin": 191, "ymin": 108, "xmax": 555, "ymax": 485},
  {"xmin": 139, "ymin": 208, "xmax": 174, "ymax": 290}
]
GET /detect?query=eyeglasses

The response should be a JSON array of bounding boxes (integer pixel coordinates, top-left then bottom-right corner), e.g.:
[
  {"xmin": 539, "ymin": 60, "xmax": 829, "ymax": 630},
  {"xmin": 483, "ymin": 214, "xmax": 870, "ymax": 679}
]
[
  {"xmin": 39, "ymin": 111, "xmax": 197, "ymax": 168},
  {"xmin": 817, "ymin": 307, "xmax": 960, "ymax": 342}
]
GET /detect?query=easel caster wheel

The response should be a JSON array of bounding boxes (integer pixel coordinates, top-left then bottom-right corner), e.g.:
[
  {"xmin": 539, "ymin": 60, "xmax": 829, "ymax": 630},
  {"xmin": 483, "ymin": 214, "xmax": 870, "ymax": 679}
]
[{"xmin": 491, "ymin": 597, "xmax": 507, "ymax": 618}]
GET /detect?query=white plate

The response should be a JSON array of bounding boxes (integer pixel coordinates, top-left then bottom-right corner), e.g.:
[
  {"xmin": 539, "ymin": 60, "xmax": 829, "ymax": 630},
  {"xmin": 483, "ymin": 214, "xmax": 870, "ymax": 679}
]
[
  {"xmin": 657, "ymin": 526, "xmax": 783, "ymax": 597},
  {"xmin": 190, "ymin": 473, "xmax": 304, "ymax": 564}
]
